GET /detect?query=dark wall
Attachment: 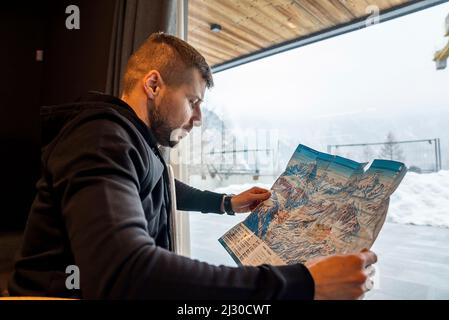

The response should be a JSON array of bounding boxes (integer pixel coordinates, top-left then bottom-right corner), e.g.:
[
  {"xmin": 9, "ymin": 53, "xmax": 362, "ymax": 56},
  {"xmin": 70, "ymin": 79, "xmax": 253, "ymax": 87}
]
[
  {"xmin": 0, "ymin": 0, "xmax": 116, "ymax": 230},
  {"xmin": 41, "ymin": 0, "xmax": 116, "ymax": 105},
  {"xmin": 0, "ymin": 3, "xmax": 46, "ymax": 231}
]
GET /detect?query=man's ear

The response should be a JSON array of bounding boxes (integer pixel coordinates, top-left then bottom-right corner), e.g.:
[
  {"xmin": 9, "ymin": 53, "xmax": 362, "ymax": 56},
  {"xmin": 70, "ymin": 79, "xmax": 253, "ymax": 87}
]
[{"xmin": 143, "ymin": 70, "xmax": 163, "ymax": 99}]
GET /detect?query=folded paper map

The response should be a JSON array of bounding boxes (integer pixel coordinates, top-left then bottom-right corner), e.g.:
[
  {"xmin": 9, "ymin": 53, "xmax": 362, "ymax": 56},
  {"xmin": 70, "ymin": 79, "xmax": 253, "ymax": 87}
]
[{"xmin": 219, "ymin": 144, "xmax": 407, "ymax": 266}]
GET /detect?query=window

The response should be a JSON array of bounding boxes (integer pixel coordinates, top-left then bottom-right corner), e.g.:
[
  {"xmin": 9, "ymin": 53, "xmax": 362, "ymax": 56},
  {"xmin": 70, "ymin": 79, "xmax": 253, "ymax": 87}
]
[{"xmin": 177, "ymin": 1, "xmax": 449, "ymax": 299}]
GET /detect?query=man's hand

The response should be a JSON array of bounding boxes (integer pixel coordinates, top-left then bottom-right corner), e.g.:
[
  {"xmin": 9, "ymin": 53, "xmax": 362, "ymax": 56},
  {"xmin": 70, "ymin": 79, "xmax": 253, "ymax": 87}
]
[
  {"xmin": 305, "ymin": 249, "xmax": 377, "ymax": 300},
  {"xmin": 230, "ymin": 187, "xmax": 271, "ymax": 213}
]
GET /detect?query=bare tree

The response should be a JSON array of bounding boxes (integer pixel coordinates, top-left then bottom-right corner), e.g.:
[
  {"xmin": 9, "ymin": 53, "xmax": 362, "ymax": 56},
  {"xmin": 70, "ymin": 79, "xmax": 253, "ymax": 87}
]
[{"xmin": 379, "ymin": 132, "xmax": 404, "ymax": 161}]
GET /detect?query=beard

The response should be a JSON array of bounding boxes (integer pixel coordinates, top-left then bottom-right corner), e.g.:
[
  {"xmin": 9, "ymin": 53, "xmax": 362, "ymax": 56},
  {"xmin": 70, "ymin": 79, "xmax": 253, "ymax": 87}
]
[{"xmin": 147, "ymin": 99, "xmax": 189, "ymax": 148}]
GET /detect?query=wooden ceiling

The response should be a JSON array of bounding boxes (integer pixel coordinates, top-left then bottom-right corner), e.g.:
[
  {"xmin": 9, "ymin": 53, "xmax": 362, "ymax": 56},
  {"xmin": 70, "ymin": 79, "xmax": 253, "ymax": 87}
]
[{"xmin": 188, "ymin": 0, "xmax": 410, "ymax": 67}]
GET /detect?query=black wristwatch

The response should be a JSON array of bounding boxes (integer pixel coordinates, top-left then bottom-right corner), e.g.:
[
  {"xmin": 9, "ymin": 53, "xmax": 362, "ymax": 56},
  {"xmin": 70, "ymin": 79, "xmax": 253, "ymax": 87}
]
[{"xmin": 223, "ymin": 195, "xmax": 235, "ymax": 215}]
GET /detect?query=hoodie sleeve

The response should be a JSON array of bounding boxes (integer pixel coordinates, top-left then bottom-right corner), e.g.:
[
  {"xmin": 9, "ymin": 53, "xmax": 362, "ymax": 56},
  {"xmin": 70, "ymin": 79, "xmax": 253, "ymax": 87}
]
[
  {"xmin": 47, "ymin": 118, "xmax": 315, "ymax": 300},
  {"xmin": 175, "ymin": 179, "xmax": 225, "ymax": 213}
]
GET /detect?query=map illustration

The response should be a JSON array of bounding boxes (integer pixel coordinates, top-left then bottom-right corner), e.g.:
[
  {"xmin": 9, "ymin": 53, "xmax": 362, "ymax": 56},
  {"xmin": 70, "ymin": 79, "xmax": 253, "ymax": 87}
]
[{"xmin": 219, "ymin": 144, "xmax": 407, "ymax": 266}]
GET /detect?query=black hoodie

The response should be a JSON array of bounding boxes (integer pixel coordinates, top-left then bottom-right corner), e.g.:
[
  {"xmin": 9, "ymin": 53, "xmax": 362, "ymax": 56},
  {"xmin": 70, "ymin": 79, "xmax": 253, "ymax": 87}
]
[{"xmin": 8, "ymin": 92, "xmax": 314, "ymax": 299}]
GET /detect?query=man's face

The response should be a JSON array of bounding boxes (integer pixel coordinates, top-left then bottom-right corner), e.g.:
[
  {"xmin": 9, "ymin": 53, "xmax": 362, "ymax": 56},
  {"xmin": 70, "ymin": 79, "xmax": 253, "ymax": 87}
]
[{"xmin": 148, "ymin": 68, "xmax": 205, "ymax": 147}]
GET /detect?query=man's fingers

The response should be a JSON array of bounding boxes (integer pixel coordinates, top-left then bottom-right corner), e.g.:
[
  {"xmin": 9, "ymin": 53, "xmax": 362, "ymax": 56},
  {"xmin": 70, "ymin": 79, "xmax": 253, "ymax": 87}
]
[
  {"xmin": 362, "ymin": 277, "xmax": 374, "ymax": 292},
  {"xmin": 365, "ymin": 265, "xmax": 376, "ymax": 278},
  {"xmin": 249, "ymin": 192, "xmax": 271, "ymax": 201},
  {"xmin": 250, "ymin": 187, "xmax": 271, "ymax": 194},
  {"xmin": 360, "ymin": 250, "xmax": 378, "ymax": 267}
]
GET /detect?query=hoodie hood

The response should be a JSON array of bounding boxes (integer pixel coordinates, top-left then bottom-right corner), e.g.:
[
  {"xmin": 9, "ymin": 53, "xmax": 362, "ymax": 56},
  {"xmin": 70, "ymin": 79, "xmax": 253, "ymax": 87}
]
[{"xmin": 40, "ymin": 92, "xmax": 158, "ymax": 149}]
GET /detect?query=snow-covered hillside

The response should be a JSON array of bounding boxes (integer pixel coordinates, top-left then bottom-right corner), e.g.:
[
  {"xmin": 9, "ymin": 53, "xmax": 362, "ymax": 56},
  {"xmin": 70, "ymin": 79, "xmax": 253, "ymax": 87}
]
[{"xmin": 388, "ymin": 170, "xmax": 449, "ymax": 228}]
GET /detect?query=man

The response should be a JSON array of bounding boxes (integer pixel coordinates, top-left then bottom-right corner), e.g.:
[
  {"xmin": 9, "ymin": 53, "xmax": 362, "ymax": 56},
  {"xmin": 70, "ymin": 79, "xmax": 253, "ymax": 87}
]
[{"xmin": 9, "ymin": 33, "xmax": 377, "ymax": 299}]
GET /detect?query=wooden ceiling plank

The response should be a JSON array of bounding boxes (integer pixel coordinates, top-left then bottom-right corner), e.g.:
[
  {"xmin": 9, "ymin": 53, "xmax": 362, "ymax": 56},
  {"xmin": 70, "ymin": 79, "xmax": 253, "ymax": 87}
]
[
  {"xmin": 218, "ymin": 27, "xmax": 265, "ymax": 51},
  {"xmin": 235, "ymin": 0, "xmax": 299, "ymax": 39},
  {"xmin": 337, "ymin": 0, "xmax": 372, "ymax": 16},
  {"xmin": 189, "ymin": 28, "xmax": 248, "ymax": 57},
  {"xmin": 189, "ymin": 12, "xmax": 266, "ymax": 50},
  {"xmin": 274, "ymin": 3, "xmax": 322, "ymax": 34},
  {"xmin": 196, "ymin": 0, "xmax": 243, "ymax": 24},
  {"xmin": 261, "ymin": 2, "xmax": 313, "ymax": 37},
  {"xmin": 188, "ymin": 16, "xmax": 245, "ymax": 51},
  {"xmin": 328, "ymin": 0, "xmax": 357, "ymax": 20},
  {"xmin": 189, "ymin": 10, "xmax": 263, "ymax": 49},
  {"xmin": 235, "ymin": 1, "xmax": 303, "ymax": 42},
  {"xmin": 374, "ymin": 0, "xmax": 404, "ymax": 10},
  {"xmin": 309, "ymin": 0, "xmax": 353, "ymax": 25},
  {"xmin": 271, "ymin": 3, "xmax": 313, "ymax": 34},
  {"xmin": 192, "ymin": 0, "xmax": 277, "ymax": 44},
  {"xmin": 291, "ymin": 0, "xmax": 336, "ymax": 27},
  {"xmin": 206, "ymin": 0, "xmax": 290, "ymax": 42}
]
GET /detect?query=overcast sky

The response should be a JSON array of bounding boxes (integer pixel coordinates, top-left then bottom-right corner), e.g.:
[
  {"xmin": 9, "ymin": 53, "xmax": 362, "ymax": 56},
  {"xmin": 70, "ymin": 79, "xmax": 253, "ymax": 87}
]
[{"xmin": 205, "ymin": 2, "xmax": 449, "ymax": 131}]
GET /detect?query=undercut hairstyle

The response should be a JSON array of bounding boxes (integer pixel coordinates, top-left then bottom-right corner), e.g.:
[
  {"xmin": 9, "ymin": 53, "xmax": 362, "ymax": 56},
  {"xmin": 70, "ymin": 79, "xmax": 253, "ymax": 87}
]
[{"xmin": 122, "ymin": 32, "xmax": 214, "ymax": 95}]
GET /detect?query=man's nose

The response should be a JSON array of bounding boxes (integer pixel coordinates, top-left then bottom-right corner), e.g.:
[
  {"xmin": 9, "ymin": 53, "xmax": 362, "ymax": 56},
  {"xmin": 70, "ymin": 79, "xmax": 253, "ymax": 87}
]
[{"xmin": 192, "ymin": 105, "xmax": 202, "ymax": 126}]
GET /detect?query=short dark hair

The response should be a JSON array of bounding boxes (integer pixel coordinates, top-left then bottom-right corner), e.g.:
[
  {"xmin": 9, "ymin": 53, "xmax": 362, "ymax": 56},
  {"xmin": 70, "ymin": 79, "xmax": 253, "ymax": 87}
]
[{"xmin": 122, "ymin": 32, "xmax": 213, "ymax": 95}]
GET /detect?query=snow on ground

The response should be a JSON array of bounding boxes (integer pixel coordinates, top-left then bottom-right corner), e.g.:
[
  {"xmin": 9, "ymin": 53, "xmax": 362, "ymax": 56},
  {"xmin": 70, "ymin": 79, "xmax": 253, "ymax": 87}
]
[
  {"xmin": 212, "ymin": 171, "xmax": 449, "ymax": 228},
  {"xmin": 388, "ymin": 170, "xmax": 449, "ymax": 228}
]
